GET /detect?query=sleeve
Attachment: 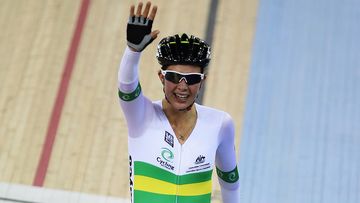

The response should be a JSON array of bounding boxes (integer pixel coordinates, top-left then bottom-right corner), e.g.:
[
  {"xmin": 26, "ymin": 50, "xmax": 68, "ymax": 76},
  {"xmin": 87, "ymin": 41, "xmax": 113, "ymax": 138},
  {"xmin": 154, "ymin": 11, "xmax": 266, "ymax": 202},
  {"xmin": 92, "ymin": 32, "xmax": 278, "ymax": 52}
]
[
  {"xmin": 215, "ymin": 113, "xmax": 240, "ymax": 203},
  {"xmin": 118, "ymin": 47, "xmax": 153, "ymax": 137}
]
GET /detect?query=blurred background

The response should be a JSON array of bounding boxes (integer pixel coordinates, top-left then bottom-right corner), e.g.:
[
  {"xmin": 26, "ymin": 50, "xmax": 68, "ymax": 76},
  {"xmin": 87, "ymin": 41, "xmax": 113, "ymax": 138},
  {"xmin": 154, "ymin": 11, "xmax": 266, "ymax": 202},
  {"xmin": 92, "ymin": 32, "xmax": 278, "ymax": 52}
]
[{"xmin": 0, "ymin": 0, "xmax": 359, "ymax": 202}]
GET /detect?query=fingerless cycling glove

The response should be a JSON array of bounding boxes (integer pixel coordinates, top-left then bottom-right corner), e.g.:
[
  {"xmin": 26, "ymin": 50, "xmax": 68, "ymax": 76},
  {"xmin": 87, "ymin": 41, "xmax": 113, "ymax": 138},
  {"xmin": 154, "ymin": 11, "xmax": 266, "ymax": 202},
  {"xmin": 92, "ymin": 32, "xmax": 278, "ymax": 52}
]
[{"xmin": 127, "ymin": 16, "xmax": 154, "ymax": 52}]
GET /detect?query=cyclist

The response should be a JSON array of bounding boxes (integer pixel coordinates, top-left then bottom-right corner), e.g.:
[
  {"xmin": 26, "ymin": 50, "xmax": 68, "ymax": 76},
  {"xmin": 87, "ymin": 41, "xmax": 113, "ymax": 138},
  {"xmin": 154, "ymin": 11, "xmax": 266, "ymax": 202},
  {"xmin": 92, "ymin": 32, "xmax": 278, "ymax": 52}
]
[{"xmin": 118, "ymin": 1, "xmax": 240, "ymax": 202}]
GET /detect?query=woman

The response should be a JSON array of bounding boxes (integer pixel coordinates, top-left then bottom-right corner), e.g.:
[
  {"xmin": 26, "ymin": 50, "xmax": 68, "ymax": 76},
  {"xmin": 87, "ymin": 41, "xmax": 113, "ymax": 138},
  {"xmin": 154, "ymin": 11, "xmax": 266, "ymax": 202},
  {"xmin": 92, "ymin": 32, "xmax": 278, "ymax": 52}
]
[{"xmin": 118, "ymin": 1, "xmax": 240, "ymax": 202}]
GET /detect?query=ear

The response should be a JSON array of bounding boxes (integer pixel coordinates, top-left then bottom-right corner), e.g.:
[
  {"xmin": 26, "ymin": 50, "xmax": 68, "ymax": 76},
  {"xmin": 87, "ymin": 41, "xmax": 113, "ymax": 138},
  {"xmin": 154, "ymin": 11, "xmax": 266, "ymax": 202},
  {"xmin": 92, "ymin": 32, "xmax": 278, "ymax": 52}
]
[
  {"xmin": 158, "ymin": 70, "xmax": 165, "ymax": 85},
  {"xmin": 199, "ymin": 75, "xmax": 207, "ymax": 89}
]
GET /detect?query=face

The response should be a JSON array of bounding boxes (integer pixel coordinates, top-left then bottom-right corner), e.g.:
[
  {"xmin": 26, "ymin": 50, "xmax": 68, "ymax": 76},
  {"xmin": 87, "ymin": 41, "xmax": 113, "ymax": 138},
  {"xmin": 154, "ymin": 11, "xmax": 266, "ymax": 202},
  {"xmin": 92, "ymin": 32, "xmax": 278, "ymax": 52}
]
[{"xmin": 158, "ymin": 64, "xmax": 205, "ymax": 111}]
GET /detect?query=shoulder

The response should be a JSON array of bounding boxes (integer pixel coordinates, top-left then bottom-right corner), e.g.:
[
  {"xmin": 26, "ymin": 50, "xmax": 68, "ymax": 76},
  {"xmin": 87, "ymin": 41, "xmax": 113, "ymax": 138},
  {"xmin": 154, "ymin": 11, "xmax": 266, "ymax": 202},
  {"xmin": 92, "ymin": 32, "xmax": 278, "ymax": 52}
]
[
  {"xmin": 196, "ymin": 104, "xmax": 235, "ymax": 143},
  {"xmin": 195, "ymin": 103, "xmax": 233, "ymax": 124},
  {"xmin": 152, "ymin": 100, "xmax": 162, "ymax": 111},
  {"xmin": 150, "ymin": 100, "xmax": 166, "ymax": 119}
]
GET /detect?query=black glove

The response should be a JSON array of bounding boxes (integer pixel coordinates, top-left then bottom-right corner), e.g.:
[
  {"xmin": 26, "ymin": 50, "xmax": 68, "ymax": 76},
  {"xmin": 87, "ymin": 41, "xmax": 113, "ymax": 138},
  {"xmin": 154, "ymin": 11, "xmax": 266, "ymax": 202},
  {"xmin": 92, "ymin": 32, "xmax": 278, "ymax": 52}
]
[{"xmin": 127, "ymin": 16, "xmax": 155, "ymax": 52}]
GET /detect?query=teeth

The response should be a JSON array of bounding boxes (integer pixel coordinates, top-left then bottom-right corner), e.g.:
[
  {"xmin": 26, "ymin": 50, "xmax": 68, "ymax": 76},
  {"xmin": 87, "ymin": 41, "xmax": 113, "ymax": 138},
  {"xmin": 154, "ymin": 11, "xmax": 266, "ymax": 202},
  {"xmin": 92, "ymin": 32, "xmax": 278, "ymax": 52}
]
[{"xmin": 175, "ymin": 94, "xmax": 188, "ymax": 99}]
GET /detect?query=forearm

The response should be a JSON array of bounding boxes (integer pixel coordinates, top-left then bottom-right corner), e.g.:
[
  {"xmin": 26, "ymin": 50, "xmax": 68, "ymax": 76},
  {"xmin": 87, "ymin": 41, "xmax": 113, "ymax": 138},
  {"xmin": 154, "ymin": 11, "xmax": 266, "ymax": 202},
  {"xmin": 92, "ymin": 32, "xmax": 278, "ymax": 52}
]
[
  {"xmin": 118, "ymin": 46, "xmax": 148, "ymax": 136},
  {"xmin": 221, "ymin": 184, "xmax": 240, "ymax": 203},
  {"xmin": 118, "ymin": 46, "xmax": 141, "ymax": 91},
  {"xmin": 217, "ymin": 165, "xmax": 240, "ymax": 202}
]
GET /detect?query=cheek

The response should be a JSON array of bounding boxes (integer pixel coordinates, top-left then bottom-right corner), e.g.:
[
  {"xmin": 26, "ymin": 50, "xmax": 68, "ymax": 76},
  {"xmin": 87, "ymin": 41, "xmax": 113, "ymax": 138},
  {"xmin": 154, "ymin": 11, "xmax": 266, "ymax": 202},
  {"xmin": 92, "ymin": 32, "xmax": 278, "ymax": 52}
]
[
  {"xmin": 164, "ymin": 81, "xmax": 176, "ymax": 92},
  {"xmin": 189, "ymin": 85, "xmax": 201, "ymax": 94}
]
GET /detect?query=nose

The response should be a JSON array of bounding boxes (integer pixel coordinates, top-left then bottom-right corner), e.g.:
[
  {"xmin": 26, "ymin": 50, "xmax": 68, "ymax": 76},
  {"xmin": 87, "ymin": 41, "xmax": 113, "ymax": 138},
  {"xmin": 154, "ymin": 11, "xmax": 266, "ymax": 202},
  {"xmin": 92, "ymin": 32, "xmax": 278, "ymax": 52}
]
[
  {"xmin": 178, "ymin": 77, "xmax": 187, "ymax": 84},
  {"xmin": 177, "ymin": 78, "xmax": 188, "ymax": 88}
]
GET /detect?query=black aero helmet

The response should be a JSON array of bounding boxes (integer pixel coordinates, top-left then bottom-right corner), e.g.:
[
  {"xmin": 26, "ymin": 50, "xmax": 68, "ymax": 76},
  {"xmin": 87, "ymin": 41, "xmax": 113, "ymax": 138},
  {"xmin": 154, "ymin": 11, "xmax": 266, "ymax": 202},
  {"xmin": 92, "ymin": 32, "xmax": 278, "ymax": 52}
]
[{"xmin": 156, "ymin": 33, "xmax": 211, "ymax": 69}]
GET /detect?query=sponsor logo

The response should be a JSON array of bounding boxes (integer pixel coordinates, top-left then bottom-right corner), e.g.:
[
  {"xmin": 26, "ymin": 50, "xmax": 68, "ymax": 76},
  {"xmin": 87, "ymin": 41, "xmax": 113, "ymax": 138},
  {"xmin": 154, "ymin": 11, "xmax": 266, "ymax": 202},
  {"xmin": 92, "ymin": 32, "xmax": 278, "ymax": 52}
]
[
  {"xmin": 129, "ymin": 155, "xmax": 133, "ymax": 202},
  {"xmin": 186, "ymin": 155, "xmax": 210, "ymax": 173},
  {"xmin": 161, "ymin": 147, "xmax": 174, "ymax": 162},
  {"xmin": 186, "ymin": 162, "xmax": 211, "ymax": 173},
  {"xmin": 156, "ymin": 147, "xmax": 175, "ymax": 170},
  {"xmin": 195, "ymin": 155, "xmax": 205, "ymax": 164},
  {"xmin": 164, "ymin": 131, "xmax": 174, "ymax": 147}
]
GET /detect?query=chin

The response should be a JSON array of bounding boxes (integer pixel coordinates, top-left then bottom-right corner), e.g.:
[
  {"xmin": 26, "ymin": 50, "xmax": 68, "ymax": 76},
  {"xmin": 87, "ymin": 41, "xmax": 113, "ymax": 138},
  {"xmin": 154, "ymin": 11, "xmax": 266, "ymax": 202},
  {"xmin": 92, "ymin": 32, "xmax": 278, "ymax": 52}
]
[
  {"xmin": 174, "ymin": 104, "xmax": 190, "ymax": 110},
  {"xmin": 170, "ymin": 99, "xmax": 193, "ymax": 110},
  {"xmin": 169, "ymin": 100, "xmax": 184, "ymax": 107}
]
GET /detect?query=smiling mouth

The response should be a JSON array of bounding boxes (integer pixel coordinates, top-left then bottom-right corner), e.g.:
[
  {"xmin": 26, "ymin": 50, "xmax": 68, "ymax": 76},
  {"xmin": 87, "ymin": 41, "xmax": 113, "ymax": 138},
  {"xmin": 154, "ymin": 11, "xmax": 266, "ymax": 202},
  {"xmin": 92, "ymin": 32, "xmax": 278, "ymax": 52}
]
[{"xmin": 174, "ymin": 93, "xmax": 189, "ymax": 101}]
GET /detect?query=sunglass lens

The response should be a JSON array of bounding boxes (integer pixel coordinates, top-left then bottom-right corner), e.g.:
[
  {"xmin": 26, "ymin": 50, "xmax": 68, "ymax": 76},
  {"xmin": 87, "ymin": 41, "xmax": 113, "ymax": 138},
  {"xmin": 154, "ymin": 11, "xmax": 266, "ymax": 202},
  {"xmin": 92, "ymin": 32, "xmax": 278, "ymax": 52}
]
[
  {"xmin": 186, "ymin": 75, "xmax": 202, "ymax": 85},
  {"xmin": 165, "ymin": 72, "xmax": 181, "ymax": 83},
  {"xmin": 164, "ymin": 72, "xmax": 202, "ymax": 85}
]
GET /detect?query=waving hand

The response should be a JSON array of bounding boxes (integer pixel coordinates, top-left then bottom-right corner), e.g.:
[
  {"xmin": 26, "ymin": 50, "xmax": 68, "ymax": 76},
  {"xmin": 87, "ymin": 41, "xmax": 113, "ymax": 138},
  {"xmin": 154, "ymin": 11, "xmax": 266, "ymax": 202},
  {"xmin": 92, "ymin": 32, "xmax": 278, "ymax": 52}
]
[{"xmin": 127, "ymin": 1, "xmax": 160, "ymax": 52}]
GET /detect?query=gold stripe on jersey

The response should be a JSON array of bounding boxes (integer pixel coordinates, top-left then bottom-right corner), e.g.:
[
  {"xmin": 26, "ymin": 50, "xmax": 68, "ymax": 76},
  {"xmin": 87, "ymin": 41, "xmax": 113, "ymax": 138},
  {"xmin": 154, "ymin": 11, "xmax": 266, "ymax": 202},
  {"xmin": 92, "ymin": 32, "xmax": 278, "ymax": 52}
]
[{"xmin": 134, "ymin": 175, "xmax": 212, "ymax": 196}]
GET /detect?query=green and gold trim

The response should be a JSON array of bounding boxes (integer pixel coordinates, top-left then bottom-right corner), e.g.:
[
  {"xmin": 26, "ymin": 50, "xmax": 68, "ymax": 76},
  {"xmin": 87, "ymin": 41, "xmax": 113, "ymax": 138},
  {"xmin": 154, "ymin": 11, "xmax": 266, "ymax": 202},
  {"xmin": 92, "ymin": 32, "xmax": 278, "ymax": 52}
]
[
  {"xmin": 216, "ymin": 166, "xmax": 239, "ymax": 183},
  {"xmin": 133, "ymin": 161, "xmax": 212, "ymax": 202},
  {"xmin": 134, "ymin": 190, "xmax": 211, "ymax": 203},
  {"xmin": 118, "ymin": 82, "xmax": 141, "ymax": 101}
]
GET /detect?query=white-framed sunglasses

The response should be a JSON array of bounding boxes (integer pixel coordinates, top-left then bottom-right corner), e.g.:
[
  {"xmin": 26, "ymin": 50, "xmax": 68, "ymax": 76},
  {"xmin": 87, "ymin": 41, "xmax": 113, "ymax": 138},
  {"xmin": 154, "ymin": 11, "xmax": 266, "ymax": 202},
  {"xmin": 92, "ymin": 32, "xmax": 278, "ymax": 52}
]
[{"xmin": 161, "ymin": 70, "xmax": 205, "ymax": 85}]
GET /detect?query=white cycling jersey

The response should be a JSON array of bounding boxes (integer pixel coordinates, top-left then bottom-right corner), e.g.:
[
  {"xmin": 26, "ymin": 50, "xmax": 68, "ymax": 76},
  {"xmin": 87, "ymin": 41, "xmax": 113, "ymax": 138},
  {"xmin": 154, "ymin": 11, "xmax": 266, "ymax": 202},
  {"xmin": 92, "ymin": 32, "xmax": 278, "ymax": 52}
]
[{"xmin": 118, "ymin": 47, "xmax": 240, "ymax": 203}]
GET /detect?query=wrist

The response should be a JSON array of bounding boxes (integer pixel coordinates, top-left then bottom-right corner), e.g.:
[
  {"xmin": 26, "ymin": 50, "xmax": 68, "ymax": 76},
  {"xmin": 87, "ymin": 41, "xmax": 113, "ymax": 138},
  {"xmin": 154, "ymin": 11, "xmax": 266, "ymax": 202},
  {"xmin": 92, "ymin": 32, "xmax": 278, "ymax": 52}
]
[{"xmin": 128, "ymin": 45, "xmax": 139, "ymax": 52}]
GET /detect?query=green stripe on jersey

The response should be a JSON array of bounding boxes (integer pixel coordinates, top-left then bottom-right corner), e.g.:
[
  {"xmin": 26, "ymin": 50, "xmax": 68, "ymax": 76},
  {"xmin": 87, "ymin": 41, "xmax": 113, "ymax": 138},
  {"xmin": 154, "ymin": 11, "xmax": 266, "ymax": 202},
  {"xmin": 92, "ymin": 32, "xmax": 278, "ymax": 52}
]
[
  {"xmin": 177, "ymin": 193, "xmax": 211, "ymax": 202},
  {"xmin": 179, "ymin": 169, "xmax": 213, "ymax": 184},
  {"xmin": 216, "ymin": 166, "xmax": 239, "ymax": 183},
  {"xmin": 118, "ymin": 82, "xmax": 141, "ymax": 101},
  {"xmin": 134, "ymin": 161, "xmax": 176, "ymax": 184},
  {"xmin": 134, "ymin": 190, "xmax": 211, "ymax": 203},
  {"xmin": 134, "ymin": 190, "xmax": 175, "ymax": 203},
  {"xmin": 134, "ymin": 161, "xmax": 213, "ymax": 184}
]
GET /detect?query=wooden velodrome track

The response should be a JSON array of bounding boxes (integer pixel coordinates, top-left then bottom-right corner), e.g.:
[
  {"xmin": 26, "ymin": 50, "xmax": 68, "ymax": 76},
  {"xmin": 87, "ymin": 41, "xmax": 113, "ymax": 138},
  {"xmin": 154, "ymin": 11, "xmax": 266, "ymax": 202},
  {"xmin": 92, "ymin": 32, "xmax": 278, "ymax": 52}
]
[{"xmin": 0, "ymin": 0, "xmax": 258, "ymax": 201}]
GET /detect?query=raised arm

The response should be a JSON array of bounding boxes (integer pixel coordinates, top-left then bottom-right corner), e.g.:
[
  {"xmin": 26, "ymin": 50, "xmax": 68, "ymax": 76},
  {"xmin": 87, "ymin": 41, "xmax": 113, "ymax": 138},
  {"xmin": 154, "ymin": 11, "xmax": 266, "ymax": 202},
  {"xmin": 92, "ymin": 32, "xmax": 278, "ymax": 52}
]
[{"xmin": 118, "ymin": 2, "xmax": 159, "ymax": 137}]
